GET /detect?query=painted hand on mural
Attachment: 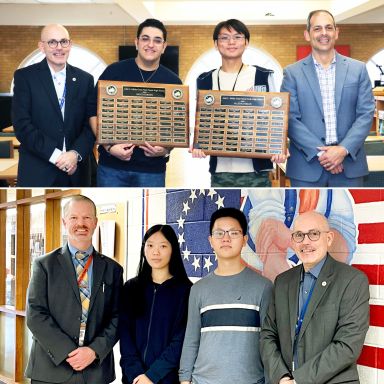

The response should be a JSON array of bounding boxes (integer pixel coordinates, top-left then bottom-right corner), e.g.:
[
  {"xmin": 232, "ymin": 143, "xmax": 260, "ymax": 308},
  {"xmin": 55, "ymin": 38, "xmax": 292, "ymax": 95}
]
[
  {"xmin": 255, "ymin": 218, "xmax": 292, "ymax": 281},
  {"xmin": 246, "ymin": 189, "xmax": 356, "ymax": 282}
]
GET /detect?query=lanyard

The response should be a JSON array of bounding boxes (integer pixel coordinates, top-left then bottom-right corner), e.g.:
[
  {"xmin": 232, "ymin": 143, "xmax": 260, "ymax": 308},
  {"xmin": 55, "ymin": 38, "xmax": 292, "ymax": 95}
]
[
  {"xmin": 59, "ymin": 85, "xmax": 66, "ymax": 113},
  {"xmin": 77, "ymin": 254, "xmax": 93, "ymax": 286},
  {"xmin": 217, "ymin": 63, "xmax": 244, "ymax": 91},
  {"xmin": 295, "ymin": 278, "xmax": 316, "ymax": 337}
]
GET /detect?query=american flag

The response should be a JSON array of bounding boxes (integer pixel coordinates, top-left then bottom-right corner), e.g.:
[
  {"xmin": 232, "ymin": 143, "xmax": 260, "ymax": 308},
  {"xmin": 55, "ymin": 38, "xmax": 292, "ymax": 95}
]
[
  {"xmin": 166, "ymin": 189, "xmax": 241, "ymax": 278},
  {"xmin": 161, "ymin": 188, "xmax": 384, "ymax": 383}
]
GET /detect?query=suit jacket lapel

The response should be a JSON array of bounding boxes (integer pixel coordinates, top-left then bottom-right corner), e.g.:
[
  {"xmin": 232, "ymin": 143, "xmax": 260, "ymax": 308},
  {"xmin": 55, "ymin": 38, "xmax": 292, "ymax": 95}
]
[
  {"xmin": 38, "ymin": 58, "xmax": 63, "ymax": 119},
  {"xmin": 88, "ymin": 251, "xmax": 106, "ymax": 313},
  {"xmin": 57, "ymin": 244, "xmax": 81, "ymax": 304},
  {"xmin": 335, "ymin": 52, "xmax": 348, "ymax": 115},
  {"xmin": 297, "ymin": 254, "xmax": 333, "ymax": 342},
  {"xmin": 288, "ymin": 266, "xmax": 301, "ymax": 348},
  {"xmin": 64, "ymin": 64, "xmax": 79, "ymax": 123},
  {"xmin": 301, "ymin": 55, "xmax": 324, "ymax": 116}
]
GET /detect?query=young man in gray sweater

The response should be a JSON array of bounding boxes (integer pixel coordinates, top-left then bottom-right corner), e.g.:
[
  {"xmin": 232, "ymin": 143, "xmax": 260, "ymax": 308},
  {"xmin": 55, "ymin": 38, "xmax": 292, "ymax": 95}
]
[{"xmin": 179, "ymin": 207, "xmax": 273, "ymax": 384}]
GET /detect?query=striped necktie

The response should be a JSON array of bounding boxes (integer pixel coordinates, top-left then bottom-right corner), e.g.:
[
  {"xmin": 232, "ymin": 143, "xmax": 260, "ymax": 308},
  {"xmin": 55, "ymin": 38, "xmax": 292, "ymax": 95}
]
[{"xmin": 75, "ymin": 251, "xmax": 90, "ymax": 345}]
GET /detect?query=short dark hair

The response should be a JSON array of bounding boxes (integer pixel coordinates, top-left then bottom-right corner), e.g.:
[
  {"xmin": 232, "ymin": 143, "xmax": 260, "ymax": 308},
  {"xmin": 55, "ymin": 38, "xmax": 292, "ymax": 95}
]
[
  {"xmin": 210, "ymin": 207, "xmax": 248, "ymax": 235},
  {"xmin": 137, "ymin": 18, "xmax": 167, "ymax": 41},
  {"xmin": 62, "ymin": 195, "xmax": 97, "ymax": 218},
  {"xmin": 213, "ymin": 19, "xmax": 250, "ymax": 42},
  {"xmin": 306, "ymin": 10, "xmax": 336, "ymax": 32}
]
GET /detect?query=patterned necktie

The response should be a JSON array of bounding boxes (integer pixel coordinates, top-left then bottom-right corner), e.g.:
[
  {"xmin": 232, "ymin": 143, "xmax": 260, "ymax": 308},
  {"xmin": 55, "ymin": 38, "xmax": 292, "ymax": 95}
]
[{"xmin": 75, "ymin": 251, "xmax": 91, "ymax": 342}]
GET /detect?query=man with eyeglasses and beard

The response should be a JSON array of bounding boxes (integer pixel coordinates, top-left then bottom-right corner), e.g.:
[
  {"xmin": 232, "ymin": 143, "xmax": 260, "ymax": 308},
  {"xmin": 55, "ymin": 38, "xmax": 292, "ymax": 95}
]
[
  {"xmin": 89, "ymin": 18, "xmax": 182, "ymax": 187},
  {"xmin": 179, "ymin": 207, "xmax": 273, "ymax": 384},
  {"xmin": 191, "ymin": 19, "xmax": 286, "ymax": 188},
  {"xmin": 12, "ymin": 24, "xmax": 95, "ymax": 187},
  {"xmin": 260, "ymin": 211, "xmax": 370, "ymax": 384}
]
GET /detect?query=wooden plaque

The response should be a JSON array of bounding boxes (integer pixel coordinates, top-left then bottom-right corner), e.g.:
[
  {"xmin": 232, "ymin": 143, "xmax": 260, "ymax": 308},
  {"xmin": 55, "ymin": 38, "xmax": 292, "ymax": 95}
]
[
  {"xmin": 193, "ymin": 90, "xmax": 289, "ymax": 158},
  {"xmin": 97, "ymin": 80, "xmax": 189, "ymax": 147}
]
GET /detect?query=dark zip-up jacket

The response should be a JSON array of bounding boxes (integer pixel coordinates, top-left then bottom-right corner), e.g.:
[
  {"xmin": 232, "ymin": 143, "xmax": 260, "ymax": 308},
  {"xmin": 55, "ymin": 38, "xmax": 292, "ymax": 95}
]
[
  {"xmin": 196, "ymin": 65, "xmax": 274, "ymax": 174},
  {"xmin": 119, "ymin": 276, "xmax": 192, "ymax": 384}
]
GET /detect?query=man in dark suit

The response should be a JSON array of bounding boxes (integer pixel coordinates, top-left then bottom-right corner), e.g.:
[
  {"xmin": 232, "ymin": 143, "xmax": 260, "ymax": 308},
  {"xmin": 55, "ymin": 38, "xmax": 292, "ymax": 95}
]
[
  {"xmin": 260, "ymin": 210, "xmax": 370, "ymax": 384},
  {"xmin": 26, "ymin": 195, "xmax": 123, "ymax": 384},
  {"xmin": 12, "ymin": 24, "xmax": 95, "ymax": 187}
]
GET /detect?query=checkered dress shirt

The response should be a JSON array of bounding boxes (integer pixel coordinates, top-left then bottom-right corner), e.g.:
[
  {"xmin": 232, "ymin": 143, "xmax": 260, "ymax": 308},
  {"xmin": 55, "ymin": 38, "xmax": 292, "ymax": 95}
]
[{"xmin": 313, "ymin": 55, "xmax": 338, "ymax": 145}]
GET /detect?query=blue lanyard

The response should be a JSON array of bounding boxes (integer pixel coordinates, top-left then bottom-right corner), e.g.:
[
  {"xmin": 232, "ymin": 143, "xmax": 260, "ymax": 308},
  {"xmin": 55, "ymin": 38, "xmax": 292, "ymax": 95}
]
[
  {"xmin": 59, "ymin": 85, "xmax": 66, "ymax": 112},
  {"xmin": 295, "ymin": 278, "xmax": 316, "ymax": 336}
]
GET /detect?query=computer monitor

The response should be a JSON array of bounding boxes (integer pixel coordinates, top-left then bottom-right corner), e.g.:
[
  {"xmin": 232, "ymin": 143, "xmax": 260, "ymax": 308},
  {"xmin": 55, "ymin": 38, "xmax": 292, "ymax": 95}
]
[{"xmin": 0, "ymin": 93, "xmax": 12, "ymax": 131}]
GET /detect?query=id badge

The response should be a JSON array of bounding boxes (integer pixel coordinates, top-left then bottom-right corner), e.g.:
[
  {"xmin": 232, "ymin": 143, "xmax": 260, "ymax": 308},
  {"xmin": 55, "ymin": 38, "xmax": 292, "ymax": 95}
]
[{"xmin": 79, "ymin": 325, "xmax": 86, "ymax": 346}]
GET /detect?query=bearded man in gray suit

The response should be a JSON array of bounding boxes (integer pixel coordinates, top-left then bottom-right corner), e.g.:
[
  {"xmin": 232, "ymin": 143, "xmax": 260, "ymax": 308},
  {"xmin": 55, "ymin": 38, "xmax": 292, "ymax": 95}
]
[
  {"xmin": 282, "ymin": 10, "xmax": 374, "ymax": 187},
  {"xmin": 260, "ymin": 211, "xmax": 370, "ymax": 384},
  {"xmin": 26, "ymin": 195, "xmax": 123, "ymax": 384}
]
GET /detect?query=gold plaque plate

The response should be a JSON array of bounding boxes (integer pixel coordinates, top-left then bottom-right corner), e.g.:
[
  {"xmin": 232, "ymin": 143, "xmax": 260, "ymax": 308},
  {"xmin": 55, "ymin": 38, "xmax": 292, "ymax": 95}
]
[
  {"xmin": 97, "ymin": 80, "xmax": 189, "ymax": 147},
  {"xmin": 193, "ymin": 90, "xmax": 289, "ymax": 158}
]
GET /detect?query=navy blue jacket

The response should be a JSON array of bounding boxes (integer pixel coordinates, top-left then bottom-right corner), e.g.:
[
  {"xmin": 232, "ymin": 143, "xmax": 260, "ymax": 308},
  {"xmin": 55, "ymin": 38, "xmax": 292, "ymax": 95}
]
[
  {"xmin": 119, "ymin": 276, "xmax": 192, "ymax": 384},
  {"xmin": 196, "ymin": 65, "xmax": 274, "ymax": 174}
]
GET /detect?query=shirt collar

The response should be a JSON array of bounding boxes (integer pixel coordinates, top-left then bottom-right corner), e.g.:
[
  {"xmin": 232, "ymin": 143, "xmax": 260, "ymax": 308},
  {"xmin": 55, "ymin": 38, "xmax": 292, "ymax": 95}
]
[
  {"xmin": 304, "ymin": 254, "xmax": 327, "ymax": 279},
  {"xmin": 312, "ymin": 53, "xmax": 337, "ymax": 68},
  {"xmin": 68, "ymin": 242, "xmax": 94, "ymax": 259},
  {"xmin": 48, "ymin": 63, "xmax": 67, "ymax": 79}
]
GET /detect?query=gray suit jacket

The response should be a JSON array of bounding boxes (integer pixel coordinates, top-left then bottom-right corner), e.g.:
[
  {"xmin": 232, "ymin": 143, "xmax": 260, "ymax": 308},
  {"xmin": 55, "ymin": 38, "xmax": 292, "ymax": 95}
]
[
  {"xmin": 26, "ymin": 244, "xmax": 123, "ymax": 383},
  {"xmin": 260, "ymin": 254, "xmax": 370, "ymax": 384},
  {"xmin": 281, "ymin": 52, "xmax": 374, "ymax": 183}
]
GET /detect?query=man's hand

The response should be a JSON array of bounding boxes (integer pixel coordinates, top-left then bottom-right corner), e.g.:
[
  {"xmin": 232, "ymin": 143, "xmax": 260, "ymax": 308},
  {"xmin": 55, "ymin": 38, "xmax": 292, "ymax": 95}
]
[
  {"xmin": 66, "ymin": 346, "xmax": 96, "ymax": 371},
  {"xmin": 133, "ymin": 374, "xmax": 153, "ymax": 384},
  {"xmin": 189, "ymin": 147, "xmax": 206, "ymax": 158},
  {"xmin": 317, "ymin": 145, "xmax": 347, "ymax": 171},
  {"xmin": 139, "ymin": 142, "xmax": 169, "ymax": 157},
  {"xmin": 279, "ymin": 378, "xmax": 294, "ymax": 384},
  {"xmin": 56, "ymin": 151, "xmax": 78, "ymax": 174},
  {"xmin": 108, "ymin": 143, "xmax": 135, "ymax": 161},
  {"xmin": 329, "ymin": 163, "xmax": 344, "ymax": 174},
  {"xmin": 271, "ymin": 148, "xmax": 290, "ymax": 164},
  {"xmin": 180, "ymin": 381, "xmax": 192, "ymax": 384}
]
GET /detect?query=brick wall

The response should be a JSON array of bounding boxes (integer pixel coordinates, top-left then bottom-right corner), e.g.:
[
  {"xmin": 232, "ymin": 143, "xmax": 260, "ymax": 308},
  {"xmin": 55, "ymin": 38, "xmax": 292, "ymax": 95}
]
[{"xmin": 0, "ymin": 24, "xmax": 383, "ymax": 92}]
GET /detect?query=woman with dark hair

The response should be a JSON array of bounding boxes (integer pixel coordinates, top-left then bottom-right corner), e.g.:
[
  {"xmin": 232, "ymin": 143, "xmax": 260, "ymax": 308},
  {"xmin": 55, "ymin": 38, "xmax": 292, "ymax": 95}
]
[{"xmin": 119, "ymin": 224, "xmax": 192, "ymax": 384}]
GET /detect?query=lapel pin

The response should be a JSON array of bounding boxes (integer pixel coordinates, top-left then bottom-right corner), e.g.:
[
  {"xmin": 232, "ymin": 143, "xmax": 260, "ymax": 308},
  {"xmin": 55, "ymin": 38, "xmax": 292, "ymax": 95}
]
[
  {"xmin": 322, "ymin": 281, "xmax": 327, "ymax": 287},
  {"xmin": 72, "ymin": 77, "xmax": 76, "ymax": 82}
]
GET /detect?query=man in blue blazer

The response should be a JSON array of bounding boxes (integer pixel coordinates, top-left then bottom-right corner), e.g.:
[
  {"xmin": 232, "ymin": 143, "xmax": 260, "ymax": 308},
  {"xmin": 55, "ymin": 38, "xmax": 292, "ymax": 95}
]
[
  {"xmin": 12, "ymin": 24, "xmax": 95, "ymax": 187},
  {"xmin": 281, "ymin": 10, "xmax": 374, "ymax": 187},
  {"xmin": 26, "ymin": 195, "xmax": 123, "ymax": 384},
  {"xmin": 260, "ymin": 210, "xmax": 370, "ymax": 384}
]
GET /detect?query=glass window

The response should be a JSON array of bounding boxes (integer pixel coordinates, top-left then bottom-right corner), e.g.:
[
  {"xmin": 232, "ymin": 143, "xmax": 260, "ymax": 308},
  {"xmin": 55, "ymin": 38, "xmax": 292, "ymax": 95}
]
[
  {"xmin": 30, "ymin": 203, "xmax": 46, "ymax": 274},
  {"xmin": 6, "ymin": 189, "xmax": 16, "ymax": 202},
  {"xmin": 366, "ymin": 49, "xmax": 384, "ymax": 87},
  {"xmin": 5, "ymin": 208, "xmax": 16, "ymax": 307}
]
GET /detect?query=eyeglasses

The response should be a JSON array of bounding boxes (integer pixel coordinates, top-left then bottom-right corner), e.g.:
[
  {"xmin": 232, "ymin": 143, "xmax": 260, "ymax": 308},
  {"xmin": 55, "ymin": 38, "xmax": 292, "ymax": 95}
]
[
  {"xmin": 291, "ymin": 229, "xmax": 329, "ymax": 243},
  {"xmin": 138, "ymin": 35, "xmax": 165, "ymax": 45},
  {"xmin": 42, "ymin": 39, "xmax": 71, "ymax": 48},
  {"xmin": 211, "ymin": 229, "xmax": 243, "ymax": 239},
  {"xmin": 217, "ymin": 34, "xmax": 245, "ymax": 43}
]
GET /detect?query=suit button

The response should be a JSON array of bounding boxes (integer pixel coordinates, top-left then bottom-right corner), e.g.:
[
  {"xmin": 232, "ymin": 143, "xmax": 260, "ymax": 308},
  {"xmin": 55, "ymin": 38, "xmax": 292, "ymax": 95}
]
[{"xmin": 322, "ymin": 118, "xmax": 325, "ymax": 122}]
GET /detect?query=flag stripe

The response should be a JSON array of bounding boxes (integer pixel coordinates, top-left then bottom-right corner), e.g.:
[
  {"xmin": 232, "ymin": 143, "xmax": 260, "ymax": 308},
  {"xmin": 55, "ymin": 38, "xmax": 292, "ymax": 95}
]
[
  {"xmin": 352, "ymin": 264, "xmax": 384, "ymax": 285},
  {"xmin": 358, "ymin": 223, "xmax": 384, "ymax": 244},
  {"xmin": 370, "ymin": 305, "xmax": 384, "ymax": 327},
  {"xmin": 357, "ymin": 345, "xmax": 384, "ymax": 370},
  {"xmin": 349, "ymin": 190, "xmax": 384, "ymax": 204}
]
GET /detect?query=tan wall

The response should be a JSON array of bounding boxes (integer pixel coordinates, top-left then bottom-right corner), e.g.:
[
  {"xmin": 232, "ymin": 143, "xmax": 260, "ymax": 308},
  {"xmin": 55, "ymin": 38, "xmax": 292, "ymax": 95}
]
[{"xmin": 0, "ymin": 24, "xmax": 383, "ymax": 92}]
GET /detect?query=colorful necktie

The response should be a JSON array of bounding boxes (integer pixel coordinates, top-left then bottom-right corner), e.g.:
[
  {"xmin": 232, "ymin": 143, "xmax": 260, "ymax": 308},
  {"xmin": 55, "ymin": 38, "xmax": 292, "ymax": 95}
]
[{"xmin": 75, "ymin": 251, "xmax": 90, "ymax": 346}]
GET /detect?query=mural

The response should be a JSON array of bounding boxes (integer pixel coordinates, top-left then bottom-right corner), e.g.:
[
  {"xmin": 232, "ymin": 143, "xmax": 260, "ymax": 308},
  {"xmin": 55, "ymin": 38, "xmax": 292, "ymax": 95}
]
[{"xmin": 147, "ymin": 188, "xmax": 384, "ymax": 384}]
